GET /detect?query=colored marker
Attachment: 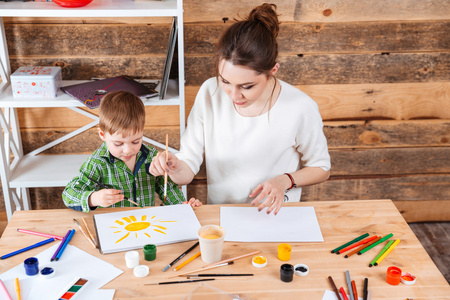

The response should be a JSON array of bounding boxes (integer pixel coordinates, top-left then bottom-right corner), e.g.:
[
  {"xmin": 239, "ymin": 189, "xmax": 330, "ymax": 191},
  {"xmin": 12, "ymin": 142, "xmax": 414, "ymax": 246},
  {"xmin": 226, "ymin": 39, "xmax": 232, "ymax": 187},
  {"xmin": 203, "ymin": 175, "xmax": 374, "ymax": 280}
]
[
  {"xmin": 0, "ymin": 279, "xmax": 13, "ymax": 300},
  {"xmin": 0, "ymin": 237, "xmax": 55, "ymax": 260},
  {"xmin": 345, "ymin": 270, "xmax": 354, "ymax": 300},
  {"xmin": 51, "ymin": 229, "xmax": 71, "ymax": 261},
  {"xmin": 15, "ymin": 278, "xmax": 21, "ymax": 300},
  {"xmin": 369, "ymin": 239, "xmax": 394, "ymax": 267},
  {"xmin": 328, "ymin": 276, "xmax": 342, "ymax": 300},
  {"xmin": 351, "ymin": 280, "xmax": 358, "ymax": 300},
  {"xmin": 358, "ymin": 233, "xmax": 393, "ymax": 255},
  {"xmin": 17, "ymin": 228, "xmax": 64, "ymax": 240},
  {"xmin": 345, "ymin": 236, "xmax": 380, "ymax": 258},
  {"xmin": 363, "ymin": 278, "xmax": 368, "ymax": 300},
  {"xmin": 374, "ymin": 239, "xmax": 400, "ymax": 266},
  {"xmin": 55, "ymin": 229, "xmax": 75, "ymax": 261},
  {"xmin": 340, "ymin": 287, "xmax": 349, "ymax": 300},
  {"xmin": 337, "ymin": 235, "xmax": 378, "ymax": 254},
  {"xmin": 331, "ymin": 233, "xmax": 369, "ymax": 253}
]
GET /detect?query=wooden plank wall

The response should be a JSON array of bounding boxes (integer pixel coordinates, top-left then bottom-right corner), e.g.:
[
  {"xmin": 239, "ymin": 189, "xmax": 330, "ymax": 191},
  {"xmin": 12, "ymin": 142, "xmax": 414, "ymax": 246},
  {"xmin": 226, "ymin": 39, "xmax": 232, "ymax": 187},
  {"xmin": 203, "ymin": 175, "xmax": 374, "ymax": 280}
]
[{"xmin": 1, "ymin": 0, "xmax": 449, "ymax": 222}]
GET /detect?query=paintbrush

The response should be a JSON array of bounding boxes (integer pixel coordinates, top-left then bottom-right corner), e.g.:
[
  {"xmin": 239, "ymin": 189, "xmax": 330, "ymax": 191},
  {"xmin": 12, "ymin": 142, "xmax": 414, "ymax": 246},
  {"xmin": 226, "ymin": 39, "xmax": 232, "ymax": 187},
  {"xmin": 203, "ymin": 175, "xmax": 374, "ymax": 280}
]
[
  {"xmin": 164, "ymin": 133, "xmax": 168, "ymax": 202},
  {"xmin": 73, "ymin": 219, "xmax": 96, "ymax": 249}
]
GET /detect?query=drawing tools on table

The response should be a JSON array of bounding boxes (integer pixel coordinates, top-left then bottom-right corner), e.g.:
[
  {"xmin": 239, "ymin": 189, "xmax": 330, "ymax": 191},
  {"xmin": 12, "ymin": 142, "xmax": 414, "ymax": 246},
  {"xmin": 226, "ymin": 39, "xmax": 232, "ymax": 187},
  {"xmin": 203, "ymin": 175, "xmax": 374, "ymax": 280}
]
[
  {"xmin": 162, "ymin": 241, "xmax": 199, "ymax": 272},
  {"xmin": 327, "ymin": 276, "xmax": 342, "ymax": 300},
  {"xmin": 183, "ymin": 273, "xmax": 254, "ymax": 277},
  {"xmin": 351, "ymin": 280, "xmax": 358, "ymax": 300},
  {"xmin": 358, "ymin": 233, "xmax": 393, "ymax": 255},
  {"xmin": 345, "ymin": 236, "xmax": 381, "ymax": 258},
  {"xmin": 202, "ymin": 250, "xmax": 261, "ymax": 268},
  {"xmin": 164, "ymin": 133, "xmax": 168, "ymax": 202},
  {"xmin": 345, "ymin": 270, "xmax": 354, "ymax": 300},
  {"xmin": 17, "ymin": 228, "xmax": 64, "ymax": 240},
  {"xmin": 74, "ymin": 218, "xmax": 97, "ymax": 249},
  {"xmin": 0, "ymin": 237, "xmax": 55, "ymax": 260},
  {"xmin": 51, "ymin": 229, "xmax": 71, "ymax": 261},
  {"xmin": 337, "ymin": 235, "xmax": 378, "ymax": 254},
  {"xmin": 374, "ymin": 239, "xmax": 400, "ymax": 266},
  {"xmin": 340, "ymin": 287, "xmax": 349, "ymax": 300},
  {"xmin": 145, "ymin": 278, "xmax": 215, "ymax": 285},
  {"xmin": 331, "ymin": 233, "xmax": 369, "ymax": 253},
  {"xmin": 15, "ymin": 278, "xmax": 21, "ymax": 300},
  {"xmin": 56, "ymin": 277, "xmax": 88, "ymax": 299},
  {"xmin": 169, "ymin": 261, "xmax": 235, "ymax": 278},
  {"xmin": 0, "ymin": 279, "xmax": 13, "ymax": 300},
  {"xmin": 87, "ymin": 175, "xmax": 140, "ymax": 207},
  {"xmin": 369, "ymin": 239, "xmax": 394, "ymax": 267},
  {"xmin": 363, "ymin": 278, "xmax": 368, "ymax": 300},
  {"xmin": 174, "ymin": 251, "xmax": 201, "ymax": 271},
  {"xmin": 81, "ymin": 217, "xmax": 98, "ymax": 247},
  {"xmin": 55, "ymin": 229, "xmax": 75, "ymax": 261}
]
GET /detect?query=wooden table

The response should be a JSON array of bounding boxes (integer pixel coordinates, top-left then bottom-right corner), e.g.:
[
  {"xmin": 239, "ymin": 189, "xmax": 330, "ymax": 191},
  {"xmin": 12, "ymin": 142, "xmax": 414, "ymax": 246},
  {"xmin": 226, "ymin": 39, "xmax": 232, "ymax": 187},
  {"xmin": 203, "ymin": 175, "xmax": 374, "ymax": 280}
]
[{"xmin": 1, "ymin": 200, "xmax": 449, "ymax": 299}]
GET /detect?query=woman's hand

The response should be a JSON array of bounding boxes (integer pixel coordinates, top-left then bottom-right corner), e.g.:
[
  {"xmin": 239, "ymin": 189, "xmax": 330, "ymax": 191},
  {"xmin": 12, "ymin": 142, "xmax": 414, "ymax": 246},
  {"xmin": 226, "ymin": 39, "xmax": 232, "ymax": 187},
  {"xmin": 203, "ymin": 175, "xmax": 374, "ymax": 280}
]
[
  {"xmin": 183, "ymin": 197, "xmax": 203, "ymax": 207},
  {"xmin": 89, "ymin": 189, "xmax": 124, "ymax": 207},
  {"xmin": 249, "ymin": 174, "xmax": 290, "ymax": 215}
]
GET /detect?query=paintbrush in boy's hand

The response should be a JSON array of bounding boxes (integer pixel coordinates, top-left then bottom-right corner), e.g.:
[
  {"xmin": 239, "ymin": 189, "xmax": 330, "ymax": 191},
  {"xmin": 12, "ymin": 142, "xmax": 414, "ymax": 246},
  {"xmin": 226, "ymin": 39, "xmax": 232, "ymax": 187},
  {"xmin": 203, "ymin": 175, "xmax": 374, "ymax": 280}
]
[{"xmin": 87, "ymin": 175, "xmax": 140, "ymax": 207}]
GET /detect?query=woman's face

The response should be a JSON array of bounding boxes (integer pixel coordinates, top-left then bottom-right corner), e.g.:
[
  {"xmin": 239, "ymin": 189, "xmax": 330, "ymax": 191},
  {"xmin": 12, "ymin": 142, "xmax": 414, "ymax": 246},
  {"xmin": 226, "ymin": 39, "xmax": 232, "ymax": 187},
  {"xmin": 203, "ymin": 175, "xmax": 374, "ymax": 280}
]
[{"xmin": 218, "ymin": 59, "xmax": 277, "ymax": 109}]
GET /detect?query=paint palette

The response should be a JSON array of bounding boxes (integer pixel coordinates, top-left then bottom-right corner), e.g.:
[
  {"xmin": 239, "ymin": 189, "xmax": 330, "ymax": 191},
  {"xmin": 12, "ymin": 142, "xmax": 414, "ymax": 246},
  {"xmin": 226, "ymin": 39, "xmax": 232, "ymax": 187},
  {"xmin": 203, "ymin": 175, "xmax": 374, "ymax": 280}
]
[{"xmin": 57, "ymin": 278, "xmax": 88, "ymax": 300}]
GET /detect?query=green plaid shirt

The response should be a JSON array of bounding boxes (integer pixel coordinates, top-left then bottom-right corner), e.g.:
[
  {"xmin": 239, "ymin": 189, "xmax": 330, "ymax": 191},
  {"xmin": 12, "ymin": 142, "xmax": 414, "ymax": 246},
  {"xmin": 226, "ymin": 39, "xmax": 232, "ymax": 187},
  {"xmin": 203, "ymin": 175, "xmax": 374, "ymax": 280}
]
[{"xmin": 62, "ymin": 142, "xmax": 185, "ymax": 212}]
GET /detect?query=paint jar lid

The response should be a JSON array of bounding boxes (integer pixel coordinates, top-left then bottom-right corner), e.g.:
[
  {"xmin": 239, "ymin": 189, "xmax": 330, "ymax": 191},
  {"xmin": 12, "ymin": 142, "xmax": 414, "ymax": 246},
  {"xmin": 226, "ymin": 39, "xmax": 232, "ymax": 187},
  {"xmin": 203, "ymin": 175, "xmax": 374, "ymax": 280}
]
[
  {"xmin": 40, "ymin": 267, "xmax": 55, "ymax": 279},
  {"xmin": 294, "ymin": 263, "xmax": 309, "ymax": 276},
  {"xmin": 252, "ymin": 256, "xmax": 267, "ymax": 268},
  {"xmin": 400, "ymin": 272, "xmax": 416, "ymax": 285},
  {"xmin": 133, "ymin": 265, "xmax": 149, "ymax": 278}
]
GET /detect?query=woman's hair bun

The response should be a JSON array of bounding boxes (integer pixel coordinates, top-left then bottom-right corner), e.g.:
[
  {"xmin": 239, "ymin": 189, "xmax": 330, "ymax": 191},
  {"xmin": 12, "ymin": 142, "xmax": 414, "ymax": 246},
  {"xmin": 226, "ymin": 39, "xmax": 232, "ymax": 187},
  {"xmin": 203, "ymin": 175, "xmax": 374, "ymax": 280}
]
[{"xmin": 247, "ymin": 3, "xmax": 280, "ymax": 38}]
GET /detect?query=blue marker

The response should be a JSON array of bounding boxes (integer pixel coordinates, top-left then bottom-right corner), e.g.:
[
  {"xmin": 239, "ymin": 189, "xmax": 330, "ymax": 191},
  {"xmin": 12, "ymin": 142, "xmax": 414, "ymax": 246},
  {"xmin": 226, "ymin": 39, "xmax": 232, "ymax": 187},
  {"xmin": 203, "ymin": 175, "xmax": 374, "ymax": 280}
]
[
  {"xmin": 0, "ymin": 238, "xmax": 55, "ymax": 260},
  {"xmin": 55, "ymin": 229, "xmax": 75, "ymax": 261}
]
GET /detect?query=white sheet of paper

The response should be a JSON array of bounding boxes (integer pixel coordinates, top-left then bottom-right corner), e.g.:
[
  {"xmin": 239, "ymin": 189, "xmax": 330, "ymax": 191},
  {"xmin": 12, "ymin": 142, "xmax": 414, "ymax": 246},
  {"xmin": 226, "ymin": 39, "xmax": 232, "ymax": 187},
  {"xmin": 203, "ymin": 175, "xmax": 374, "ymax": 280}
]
[
  {"xmin": 220, "ymin": 207, "xmax": 324, "ymax": 242},
  {"xmin": 94, "ymin": 204, "xmax": 201, "ymax": 254},
  {"xmin": 0, "ymin": 244, "xmax": 122, "ymax": 300},
  {"xmin": 322, "ymin": 289, "xmax": 363, "ymax": 300}
]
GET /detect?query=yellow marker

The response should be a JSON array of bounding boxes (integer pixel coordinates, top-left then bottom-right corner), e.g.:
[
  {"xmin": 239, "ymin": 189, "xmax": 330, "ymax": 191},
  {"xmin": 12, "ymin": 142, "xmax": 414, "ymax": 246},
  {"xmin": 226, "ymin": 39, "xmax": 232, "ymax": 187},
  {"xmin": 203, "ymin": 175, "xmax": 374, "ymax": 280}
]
[
  {"xmin": 15, "ymin": 277, "xmax": 21, "ymax": 300},
  {"xmin": 174, "ymin": 251, "xmax": 201, "ymax": 271},
  {"xmin": 374, "ymin": 239, "xmax": 400, "ymax": 266}
]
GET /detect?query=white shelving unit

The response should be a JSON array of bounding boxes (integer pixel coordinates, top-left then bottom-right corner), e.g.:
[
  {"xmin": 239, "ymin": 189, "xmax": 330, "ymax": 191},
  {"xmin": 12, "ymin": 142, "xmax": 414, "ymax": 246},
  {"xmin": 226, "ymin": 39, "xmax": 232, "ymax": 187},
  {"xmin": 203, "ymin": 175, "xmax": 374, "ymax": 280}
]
[{"xmin": 0, "ymin": 0, "xmax": 186, "ymax": 220}]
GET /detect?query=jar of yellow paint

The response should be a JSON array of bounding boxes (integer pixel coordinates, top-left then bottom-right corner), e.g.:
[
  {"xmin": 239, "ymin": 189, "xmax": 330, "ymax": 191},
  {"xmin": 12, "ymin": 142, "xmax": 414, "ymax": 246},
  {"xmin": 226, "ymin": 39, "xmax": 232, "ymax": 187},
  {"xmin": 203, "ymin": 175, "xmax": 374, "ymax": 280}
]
[{"xmin": 278, "ymin": 243, "xmax": 291, "ymax": 261}]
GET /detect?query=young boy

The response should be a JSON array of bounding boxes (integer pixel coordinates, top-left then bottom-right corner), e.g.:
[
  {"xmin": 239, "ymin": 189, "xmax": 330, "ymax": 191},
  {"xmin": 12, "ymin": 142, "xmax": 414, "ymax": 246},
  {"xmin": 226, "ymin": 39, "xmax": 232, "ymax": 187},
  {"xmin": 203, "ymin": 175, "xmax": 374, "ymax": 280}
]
[{"xmin": 62, "ymin": 90, "xmax": 201, "ymax": 212}]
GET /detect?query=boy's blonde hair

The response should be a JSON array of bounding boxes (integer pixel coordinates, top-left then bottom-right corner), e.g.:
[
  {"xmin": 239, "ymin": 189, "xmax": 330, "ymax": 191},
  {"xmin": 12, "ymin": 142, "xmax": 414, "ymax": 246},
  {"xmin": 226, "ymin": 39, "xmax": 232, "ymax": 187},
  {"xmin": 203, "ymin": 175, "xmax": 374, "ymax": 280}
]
[{"xmin": 99, "ymin": 90, "xmax": 145, "ymax": 135}]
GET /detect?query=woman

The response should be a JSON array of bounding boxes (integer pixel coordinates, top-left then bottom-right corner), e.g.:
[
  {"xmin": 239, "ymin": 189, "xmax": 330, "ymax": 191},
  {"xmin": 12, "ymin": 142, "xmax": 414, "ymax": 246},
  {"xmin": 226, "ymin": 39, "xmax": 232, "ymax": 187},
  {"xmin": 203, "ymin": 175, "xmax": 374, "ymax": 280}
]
[{"xmin": 150, "ymin": 3, "xmax": 330, "ymax": 215}]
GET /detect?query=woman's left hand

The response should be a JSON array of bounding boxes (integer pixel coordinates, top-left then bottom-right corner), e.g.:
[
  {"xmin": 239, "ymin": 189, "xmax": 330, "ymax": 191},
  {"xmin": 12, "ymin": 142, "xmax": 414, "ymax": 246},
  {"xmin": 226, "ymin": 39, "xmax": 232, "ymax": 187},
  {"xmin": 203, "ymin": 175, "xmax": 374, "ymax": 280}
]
[
  {"xmin": 249, "ymin": 175, "xmax": 290, "ymax": 215},
  {"xmin": 183, "ymin": 197, "xmax": 203, "ymax": 207}
]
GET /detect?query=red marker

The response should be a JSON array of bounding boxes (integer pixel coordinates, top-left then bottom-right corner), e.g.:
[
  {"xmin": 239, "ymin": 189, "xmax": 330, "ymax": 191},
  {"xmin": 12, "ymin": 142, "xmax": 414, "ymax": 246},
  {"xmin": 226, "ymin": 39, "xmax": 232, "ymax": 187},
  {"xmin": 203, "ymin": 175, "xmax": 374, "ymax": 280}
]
[{"xmin": 340, "ymin": 287, "xmax": 349, "ymax": 300}]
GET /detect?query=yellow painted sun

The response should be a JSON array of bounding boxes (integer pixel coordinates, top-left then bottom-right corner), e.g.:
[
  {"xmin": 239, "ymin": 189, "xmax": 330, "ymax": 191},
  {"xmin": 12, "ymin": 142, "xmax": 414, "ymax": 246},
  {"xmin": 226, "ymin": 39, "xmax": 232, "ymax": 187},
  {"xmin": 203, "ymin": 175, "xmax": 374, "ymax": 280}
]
[{"xmin": 110, "ymin": 215, "xmax": 176, "ymax": 244}]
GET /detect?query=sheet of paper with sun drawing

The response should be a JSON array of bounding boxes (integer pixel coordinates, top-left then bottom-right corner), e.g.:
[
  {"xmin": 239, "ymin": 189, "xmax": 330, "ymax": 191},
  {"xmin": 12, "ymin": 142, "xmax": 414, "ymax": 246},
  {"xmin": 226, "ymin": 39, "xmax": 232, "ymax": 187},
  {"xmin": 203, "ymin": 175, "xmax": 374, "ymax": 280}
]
[{"xmin": 93, "ymin": 205, "xmax": 201, "ymax": 254}]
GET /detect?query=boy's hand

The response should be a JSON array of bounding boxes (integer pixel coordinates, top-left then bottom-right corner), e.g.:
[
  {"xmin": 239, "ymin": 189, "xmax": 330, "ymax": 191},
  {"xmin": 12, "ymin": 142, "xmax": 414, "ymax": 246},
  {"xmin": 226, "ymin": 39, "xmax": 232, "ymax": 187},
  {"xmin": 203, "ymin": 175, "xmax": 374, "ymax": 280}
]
[
  {"xmin": 183, "ymin": 197, "xmax": 202, "ymax": 207},
  {"xmin": 149, "ymin": 150, "xmax": 180, "ymax": 177},
  {"xmin": 89, "ymin": 189, "xmax": 124, "ymax": 207}
]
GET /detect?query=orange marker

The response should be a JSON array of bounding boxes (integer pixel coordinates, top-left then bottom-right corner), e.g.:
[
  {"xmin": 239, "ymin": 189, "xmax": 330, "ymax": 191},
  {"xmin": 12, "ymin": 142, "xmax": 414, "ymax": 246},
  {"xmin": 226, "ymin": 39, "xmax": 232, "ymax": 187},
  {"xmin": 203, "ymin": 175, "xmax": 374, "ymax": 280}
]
[
  {"xmin": 351, "ymin": 280, "xmax": 358, "ymax": 300},
  {"xmin": 337, "ymin": 235, "xmax": 378, "ymax": 254},
  {"xmin": 345, "ymin": 236, "xmax": 381, "ymax": 258}
]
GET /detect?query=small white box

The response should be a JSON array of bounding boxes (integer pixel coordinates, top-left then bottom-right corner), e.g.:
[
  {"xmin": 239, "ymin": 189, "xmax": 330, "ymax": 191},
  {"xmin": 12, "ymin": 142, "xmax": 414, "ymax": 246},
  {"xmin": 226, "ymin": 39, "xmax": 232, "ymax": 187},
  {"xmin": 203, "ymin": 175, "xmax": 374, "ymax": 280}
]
[{"xmin": 11, "ymin": 66, "xmax": 62, "ymax": 98}]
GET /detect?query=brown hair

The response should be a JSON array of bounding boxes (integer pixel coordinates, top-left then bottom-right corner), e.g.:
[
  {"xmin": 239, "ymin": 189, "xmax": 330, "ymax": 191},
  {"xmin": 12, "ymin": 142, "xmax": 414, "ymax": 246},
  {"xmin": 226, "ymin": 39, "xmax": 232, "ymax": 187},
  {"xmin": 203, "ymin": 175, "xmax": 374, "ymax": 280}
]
[
  {"xmin": 99, "ymin": 90, "xmax": 145, "ymax": 135},
  {"xmin": 215, "ymin": 3, "xmax": 280, "ymax": 76}
]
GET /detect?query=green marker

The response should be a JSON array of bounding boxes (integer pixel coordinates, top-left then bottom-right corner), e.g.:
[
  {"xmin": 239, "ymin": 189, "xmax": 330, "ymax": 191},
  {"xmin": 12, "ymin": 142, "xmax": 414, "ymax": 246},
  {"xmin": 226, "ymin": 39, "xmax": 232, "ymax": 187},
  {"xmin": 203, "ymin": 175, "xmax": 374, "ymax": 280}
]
[
  {"xmin": 358, "ymin": 233, "xmax": 393, "ymax": 255},
  {"xmin": 369, "ymin": 239, "xmax": 394, "ymax": 267},
  {"xmin": 331, "ymin": 233, "xmax": 369, "ymax": 253}
]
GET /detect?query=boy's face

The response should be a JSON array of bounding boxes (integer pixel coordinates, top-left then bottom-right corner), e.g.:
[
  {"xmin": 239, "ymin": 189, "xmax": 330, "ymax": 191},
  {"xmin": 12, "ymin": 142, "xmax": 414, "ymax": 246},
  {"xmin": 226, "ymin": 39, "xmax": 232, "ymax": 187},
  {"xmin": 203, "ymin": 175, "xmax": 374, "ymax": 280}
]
[{"xmin": 99, "ymin": 129, "xmax": 143, "ymax": 163}]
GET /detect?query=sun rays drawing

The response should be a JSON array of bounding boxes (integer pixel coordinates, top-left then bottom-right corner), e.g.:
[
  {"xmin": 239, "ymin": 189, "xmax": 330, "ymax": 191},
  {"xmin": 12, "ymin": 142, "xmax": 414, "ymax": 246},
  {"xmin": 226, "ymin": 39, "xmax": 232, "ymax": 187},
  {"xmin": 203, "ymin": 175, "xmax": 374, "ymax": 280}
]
[{"xmin": 110, "ymin": 215, "xmax": 177, "ymax": 244}]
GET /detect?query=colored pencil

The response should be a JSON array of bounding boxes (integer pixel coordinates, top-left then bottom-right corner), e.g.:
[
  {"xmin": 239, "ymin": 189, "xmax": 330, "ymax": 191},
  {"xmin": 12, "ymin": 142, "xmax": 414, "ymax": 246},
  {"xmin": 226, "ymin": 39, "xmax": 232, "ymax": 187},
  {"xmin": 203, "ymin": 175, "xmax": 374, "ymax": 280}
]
[
  {"xmin": 351, "ymin": 280, "xmax": 358, "ymax": 300},
  {"xmin": 81, "ymin": 217, "xmax": 98, "ymax": 248},
  {"xmin": 358, "ymin": 233, "xmax": 393, "ymax": 255},
  {"xmin": 174, "ymin": 251, "xmax": 201, "ymax": 271},
  {"xmin": 87, "ymin": 175, "xmax": 140, "ymax": 206},
  {"xmin": 15, "ymin": 278, "xmax": 21, "ymax": 300},
  {"xmin": 0, "ymin": 279, "xmax": 13, "ymax": 300},
  {"xmin": 340, "ymin": 287, "xmax": 349, "ymax": 300},
  {"xmin": 363, "ymin": 278, "xmax": 368, "ymax": 300},
  {"xmin": 345, "ymin": 236, "xmax": 381, "ymax": 258},
  {"xmin": 0, "ymin": 237, "xmax": 55, "ymax": 260},
  {"xmin": 55, "ymin": 229, "xmax": 75, "ymax": 261},
  {"xmin": 369, "ymin": 239, "xmax": 394, "ymax": 267},
  {"xmin": 202, "ymin": 250, "xmax": 261, "ymax": 268},
  {"xmin": 328, "ymin": 276, "xmax": 342, "ymax": 300},
  {"xmin": 345, "ymin": 270, "xmax": 354, "ymax": 300},
  {"xmin": 145, "ymin": 278, "xmax": 215, "ymax": 285},
  {"xmin": 164, "ymin": 133, "xmax": 168, "ymax": 202},
  {"xmin": 331, "ymin": 233, "xmax": 369, "ymax": 253},
  {"xmin": 51, "ymin": 229, "xmax": 71, "ymax": 261},
  {"xmin": 162, "ymin": 241, "xmax": 199, "ymax": 272},
  {"xmin": 73, "ymin": 219, "xmax": 96, "ymax": 249},
  {"xmin": 374, "ymin": 239, "xmax": 400, "ymax": 266},
  {"xmin": 337, "ymin": 235, "xmax": 378, "ymax": 254},
  {"xmin": 17, "ymin": 228, "xmax": 64, "ymax": 240}
]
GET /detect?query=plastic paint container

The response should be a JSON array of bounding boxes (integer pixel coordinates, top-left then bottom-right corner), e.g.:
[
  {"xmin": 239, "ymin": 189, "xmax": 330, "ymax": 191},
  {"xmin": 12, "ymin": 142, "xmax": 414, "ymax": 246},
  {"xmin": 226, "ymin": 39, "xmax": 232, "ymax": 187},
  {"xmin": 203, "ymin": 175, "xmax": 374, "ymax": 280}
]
[
  {"xmin": 252, "ymin": 256, "xmax": 267, "ymax": 268},
  {"xmin": 125, "ymin": 251, "xmax": 140, "ymax": 269},
  {"xmin": 24, "ymin": 257, "xmax": 39, "ymax": 276},
  {"xmin": 278, "ymin": 243, "xmax": 291, "ymax": 261},
  {"xmin": 143, "ymin": 244, "xmax": 157, "ymax": 261},
  {"xmin": 280, "ymin": 264, "xmax": 294, "ymax": 282},
  {"xmin": 386, "ymin": 266, "xmax": 402, "ymax": 285},
  {"xmin": 294, "ymin": 263, "xmax": 309, "ymax": 276}
]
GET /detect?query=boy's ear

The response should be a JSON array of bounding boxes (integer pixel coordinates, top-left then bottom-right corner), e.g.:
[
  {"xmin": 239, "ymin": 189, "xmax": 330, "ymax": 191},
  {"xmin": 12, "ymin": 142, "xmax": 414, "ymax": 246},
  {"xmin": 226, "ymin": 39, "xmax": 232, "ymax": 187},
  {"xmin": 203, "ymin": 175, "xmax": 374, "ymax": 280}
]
[{"xmin": 98, "ymin": 128, "xmax": 106, "ymax": 141}]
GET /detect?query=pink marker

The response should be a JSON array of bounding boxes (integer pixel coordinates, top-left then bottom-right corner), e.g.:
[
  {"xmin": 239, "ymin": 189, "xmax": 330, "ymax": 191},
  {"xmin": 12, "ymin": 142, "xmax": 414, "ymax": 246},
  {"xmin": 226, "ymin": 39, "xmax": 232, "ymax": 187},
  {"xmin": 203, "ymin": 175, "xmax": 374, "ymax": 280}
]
[{"xmin": 17, "ymin": 228, "xmax": 64, "ymax": 240}]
